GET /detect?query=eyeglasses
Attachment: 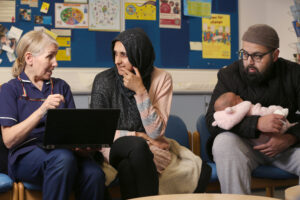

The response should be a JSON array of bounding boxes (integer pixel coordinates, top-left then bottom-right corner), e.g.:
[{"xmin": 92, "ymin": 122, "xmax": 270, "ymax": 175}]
[
  {"xmin": 239, "ymin": 49, "xmax": 274, "ymax": 63},
  {"xmin": 18, "ymin": 76, "xmax": 53, "ymax": 101}
]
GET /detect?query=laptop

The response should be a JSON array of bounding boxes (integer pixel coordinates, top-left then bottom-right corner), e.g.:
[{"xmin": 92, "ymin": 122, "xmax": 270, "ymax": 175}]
[{"xmin": 43, "ymin": 108, "xmax": 120, "ymax": 149}]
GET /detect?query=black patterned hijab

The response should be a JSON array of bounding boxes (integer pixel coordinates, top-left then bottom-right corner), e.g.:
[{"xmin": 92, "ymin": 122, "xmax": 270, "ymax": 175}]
[
  {"xmin": 111, "ymin": 28, "xmax": 155, "ymax": 132},
  {"xmin": 112, "ymin": 28, "xmax": 155, "ymax": 92}
]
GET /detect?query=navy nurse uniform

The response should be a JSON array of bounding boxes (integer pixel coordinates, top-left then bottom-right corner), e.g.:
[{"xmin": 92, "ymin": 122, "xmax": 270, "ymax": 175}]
[{"xmin": 0, "ymin": 71, "xmax": 105, "ymax": 200}]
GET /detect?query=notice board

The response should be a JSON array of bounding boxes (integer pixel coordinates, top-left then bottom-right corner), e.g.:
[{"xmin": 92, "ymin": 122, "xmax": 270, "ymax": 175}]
[{"xmin": 0, "ymin": 0, "xmax": 238, "ymax": 69}]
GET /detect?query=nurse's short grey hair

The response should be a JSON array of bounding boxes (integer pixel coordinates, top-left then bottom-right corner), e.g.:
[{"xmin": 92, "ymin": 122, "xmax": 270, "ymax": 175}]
[{"xmin": 12, "ymin": 30, "xmax": 58, "ymax": 77}]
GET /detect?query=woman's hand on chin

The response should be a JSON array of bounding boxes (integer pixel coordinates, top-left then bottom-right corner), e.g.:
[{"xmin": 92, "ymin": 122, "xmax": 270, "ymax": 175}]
[{"xmin": 122, "ymin": 67, "xmax": 146, "ymax": 94}]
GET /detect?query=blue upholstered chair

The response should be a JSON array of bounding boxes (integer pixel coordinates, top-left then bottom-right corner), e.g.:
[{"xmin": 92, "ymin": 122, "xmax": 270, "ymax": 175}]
[
  {"xmin": 165, "ymin": 115, "xmax": 192, "ymax": 149},
  {"xmin": 0, "ymin": 173, "xmax": 18, "ymax": 200},
  {"xmin": 0, "ymin": 129, "xmax": 18, "ymax": 200},
  {"xmin": 194, "ymin": 114, "xmax": 298, "ymax": 197},
  {"xmin": 165, "ymin": 114, "xmax": 212, "ymax": 193}
]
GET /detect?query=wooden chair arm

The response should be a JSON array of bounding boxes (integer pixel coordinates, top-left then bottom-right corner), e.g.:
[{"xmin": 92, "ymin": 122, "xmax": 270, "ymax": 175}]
[{"xmin": 192, "ymin": 131, "xmax": 200, "ymax": 157}]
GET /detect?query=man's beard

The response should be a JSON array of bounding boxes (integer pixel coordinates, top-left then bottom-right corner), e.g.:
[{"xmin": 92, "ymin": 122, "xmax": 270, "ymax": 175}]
[{"xmin": 243, "ymin": 63, "xmax": 273, "ymax": 85}]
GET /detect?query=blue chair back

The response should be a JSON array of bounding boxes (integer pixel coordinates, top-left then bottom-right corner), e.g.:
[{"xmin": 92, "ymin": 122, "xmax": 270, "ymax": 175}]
[
  {"xmin": 0, "ymin": 173, "xmax": 13, "ymax": 193},
  {"xmin": 165, "ymin": 115, "xmax": 189, "ymax": 148},
  {"xmin": 196, "ymin": 114, "xmax": 211, "ymax": 162}
]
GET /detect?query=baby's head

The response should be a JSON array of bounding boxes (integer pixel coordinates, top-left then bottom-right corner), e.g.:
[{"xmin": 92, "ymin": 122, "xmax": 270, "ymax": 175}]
[{"xmin": 214, "ymin": 92, "xmax": 243, "ymax": 111}]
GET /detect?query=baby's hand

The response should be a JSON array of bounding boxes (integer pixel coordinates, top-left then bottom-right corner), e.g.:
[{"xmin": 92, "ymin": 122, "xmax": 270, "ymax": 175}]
[
  {"xmin": 225, "ymin": 107, "xmax": 234, "ymax": 114},
  {"xmin": 273, "ymin": 109, "xmax": 288, "ymax": 117}
]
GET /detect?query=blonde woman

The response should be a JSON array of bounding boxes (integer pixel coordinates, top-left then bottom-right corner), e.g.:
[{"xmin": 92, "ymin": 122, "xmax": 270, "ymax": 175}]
[{"xmin": 0, "ymin": 30, "xmax": 105, "ymax": 200}]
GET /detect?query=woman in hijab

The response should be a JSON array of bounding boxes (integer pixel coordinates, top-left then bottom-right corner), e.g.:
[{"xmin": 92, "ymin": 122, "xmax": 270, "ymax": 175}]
[{"xmin": 91, "ymin": 28, "xmax": 210, "ymax": 199}]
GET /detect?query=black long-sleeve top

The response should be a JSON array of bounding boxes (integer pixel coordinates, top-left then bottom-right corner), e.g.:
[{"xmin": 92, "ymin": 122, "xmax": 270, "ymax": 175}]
[{"xmin": 205, "ymin": 58, "xmax": 300, "ymax": 159}]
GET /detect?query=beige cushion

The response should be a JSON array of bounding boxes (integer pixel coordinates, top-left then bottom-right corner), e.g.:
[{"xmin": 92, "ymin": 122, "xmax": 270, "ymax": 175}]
[{"xmin": 285, "ymin": 185, "xmax": 300, "ymax": 200}]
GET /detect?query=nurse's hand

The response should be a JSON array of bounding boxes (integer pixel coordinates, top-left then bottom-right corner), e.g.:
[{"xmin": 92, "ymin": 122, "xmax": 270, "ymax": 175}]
[{"xmin": 39, "ymin": 94, "xmax": 65, "ymax": 115}]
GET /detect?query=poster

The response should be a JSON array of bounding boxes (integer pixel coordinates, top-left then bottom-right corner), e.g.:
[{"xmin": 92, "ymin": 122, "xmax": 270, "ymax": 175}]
[
  {"xmin": 56, "ymin": 48, "xmax": 71, "ymax": 61},
  {"xmin": 56, "ymin": 37, "xmax": 71, "ymax": 47},
  {"xmin": 55, "ymin": 3, "xmax": 88, "ymax": 28},
  {"xmin": 89, "ymin": 0, "xmax": 122, "ymax": 31},
  {"xmin": 0, "ymin": 26, "xmax": 22, "ymax": 62},
  {"xmin": 202, "ymin": 14, "xmax": 231, "ymax": 59},
  {"xmin": 21, "ymin": 0, "xmax": 38, "ymax": 7},
  {"xmin": 159, "ymin": 0, "xmax": 181, "ymax": 29},
  {"xmin": 125, "ymin": 0, "xmax": 156, "ymax": 20},
  {"xmin": 0, "ymin": 0, "xmax": 16, "ymax": 22},
  {"xmin": 19, "ymin": 8, "xmax": 31, "ymax": 21},
  {"xmin": 64, "ymin": 0, "xmax": 87, "ymax": 3},
  {"xmin": 40, "ymin": 2, "xmax": 50, "ymax": 14},
  {"xmin": 183, "ymin": 0, "xmax": 211, "ymax": 18}
]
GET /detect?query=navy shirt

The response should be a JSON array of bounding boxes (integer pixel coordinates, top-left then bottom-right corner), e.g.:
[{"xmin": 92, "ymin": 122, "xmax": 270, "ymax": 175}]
[{"xmin": 0, "ymin": 71, "xmax": 75, "ymax": 166}]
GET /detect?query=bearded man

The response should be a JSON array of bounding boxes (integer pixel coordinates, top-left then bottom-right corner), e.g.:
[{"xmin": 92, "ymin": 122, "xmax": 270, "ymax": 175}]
[{"xmin": 205, "ymin": 24, "xmax": 300, "ymax": 194}]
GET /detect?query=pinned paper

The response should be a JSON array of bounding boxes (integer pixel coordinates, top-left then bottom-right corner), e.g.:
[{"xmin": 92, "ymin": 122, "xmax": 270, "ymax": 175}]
[
  {"xmin": 34, "ymin": 15, "xmax": 52, "ymax": 25},
  {"xmin": 56, "ymin": 37, "xmax": 71, "ymax": 47},
  {"xmin": 0, "ymin": 1, "xmax": 16, "ymax": 22},
  {"xmin": 34, "ymin": 16, "xmax": 43, "ymax": 24},
  {"xmin": 2, "ymin": 44, "xmax": 14, "ymax": 53},
  {"xmin": 190, "ymin": 41, "xmax": 202, "ymax": 51},
  {"xmin": 0, "ymin": 25, "xmax": 17, "ymax": 55},
  {"xmin": 125, "ymin": 0, "xmax": 156, "ymax": 20},
  {"xmin": 51, "ymin": 29, "xmax": 71, "ymax": 36},
  {"xmin": 19, "ymin": 8, "xmax": 32, "ymax": 21},
  {"xmin": 7, "ymin": 52, "xmax": 16, "ymax": 62},
  {"xmin": 40, "ymin": 2, "xmax": 50, "ymax": 14},
  {"xmin": 42, "ymin": 16, "xmax": 52, "ymax": 25},
  {"xmin": 56, "ymin": 49, "xmax": 71, "ymax": 61},
  {"xmin": 7, "ymin": 26, "xmax": 23, "ymax": 42},
  {"xmin": 34, "ymin": 26, "xmax": 44, "ymax": 31},
  {"xmin": 66, "ymin": 48, "xmax": 71, "ymax": 56},
  {"xmin": 29, "ymin": 0, "xmax": 38, "ymax": 7}
]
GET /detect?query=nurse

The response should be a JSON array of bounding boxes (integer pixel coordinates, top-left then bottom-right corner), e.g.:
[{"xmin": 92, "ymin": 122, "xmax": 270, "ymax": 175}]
[{"xmin": 0, "ymin": 30, "xmax": 105, "ymax": 200}]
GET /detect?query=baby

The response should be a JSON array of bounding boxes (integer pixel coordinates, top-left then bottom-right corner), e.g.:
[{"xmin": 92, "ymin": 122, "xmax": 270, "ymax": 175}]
[{"xmin": 212, "ymin": 92, "xmax": 296, "ymax": 146}]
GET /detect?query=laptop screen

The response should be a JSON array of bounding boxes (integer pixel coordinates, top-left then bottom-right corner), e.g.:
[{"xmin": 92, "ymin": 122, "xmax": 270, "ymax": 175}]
[{"xmin": 43, "ymin": 108, "xmax": 120, "ymax": 149}]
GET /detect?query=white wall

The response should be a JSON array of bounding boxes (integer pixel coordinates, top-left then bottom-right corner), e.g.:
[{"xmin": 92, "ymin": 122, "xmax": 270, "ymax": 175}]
[{"xmin": 239, "ymin": 0, "xmax": 296, "ymax": 61}]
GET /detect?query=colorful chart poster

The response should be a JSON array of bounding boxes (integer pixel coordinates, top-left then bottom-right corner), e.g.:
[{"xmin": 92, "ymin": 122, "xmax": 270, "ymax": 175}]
[
  {"xmin": 183, "ymin": 0, "xmax": 211, "ymax": 18},
  {"xmin": 89, "ymin": 0, "xmax": 121, "ymax": 31},
  {"xmin": 159, "ymin": 0, "xmax": 181, "ymax": 29},
  {"xmin": 55, "ymin": 3, "xmax": 88, "ymax": 29},
  {"xmin": 125, "ymin": 0, "xmax": 156, "ymax": 20},
  {"xmin": 202, "ymin": 14, "xmax": 231, "ymax": 59}
]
